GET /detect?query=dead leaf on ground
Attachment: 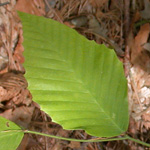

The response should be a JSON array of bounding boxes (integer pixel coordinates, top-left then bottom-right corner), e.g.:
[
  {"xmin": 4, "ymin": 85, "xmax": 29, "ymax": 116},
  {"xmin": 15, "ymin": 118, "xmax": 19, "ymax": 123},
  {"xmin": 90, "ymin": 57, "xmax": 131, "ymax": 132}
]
[
  {"xmin": 0, "ymin": 72, "xmax": 27, "ymax": 102},
  {"xmin": 0, "ymin": 1, "xmax": 25, "ymax": 73},
  {"xmin": 68, "ymin": 141, "xmax": 80, "ymax": 149},
  {"xmin": 131, "ymin": 23, "xmax": 150, "ymax": 68},
  {"xmin": 15, "ymin": 0, "xmax": 45, "ymax": 16},
  {"xmin": 0, "ymin": 106, "xmax": 34, "ymax": 129},
  {"xmin": 128, "ymin": 21, "xmax": 150, "ymax": 137}
]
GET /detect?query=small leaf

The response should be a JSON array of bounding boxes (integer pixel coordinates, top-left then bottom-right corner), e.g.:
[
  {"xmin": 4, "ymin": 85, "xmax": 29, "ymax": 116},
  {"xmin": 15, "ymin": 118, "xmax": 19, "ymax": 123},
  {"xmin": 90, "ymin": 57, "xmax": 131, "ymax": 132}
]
[
  {"xmin": 18, "ymin": 12, "xmax": 129, "ymax": 137},
  {"xmin": 0, "ymin": 116, "xmax": 24, "ymax": 150}
]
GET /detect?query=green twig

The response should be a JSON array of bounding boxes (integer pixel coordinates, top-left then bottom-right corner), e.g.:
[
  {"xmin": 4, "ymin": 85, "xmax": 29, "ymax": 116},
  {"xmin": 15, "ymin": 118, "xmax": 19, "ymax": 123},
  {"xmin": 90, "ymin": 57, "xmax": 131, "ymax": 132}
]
[
  {"xmin": 24, "ymin": 130, "xmax": 150, "ymax": 147},
  {"xmin": 126, "ymin": 135, "xmax": 150, "ymax": 147},
  {"xmin": 24, "ymin": 130, "xmax": 127, "ymax": 142}
]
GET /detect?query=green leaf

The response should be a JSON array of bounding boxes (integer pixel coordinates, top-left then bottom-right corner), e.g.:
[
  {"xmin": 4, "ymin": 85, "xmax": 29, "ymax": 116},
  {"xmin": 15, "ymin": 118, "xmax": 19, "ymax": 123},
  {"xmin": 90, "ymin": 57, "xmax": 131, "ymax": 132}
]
[
  {"xmin": 0, "ymin": 116, "xmax": 24, "ymax": 150},
  {"xmin": 18, "ymin": 12, "xmax": 129, "ymax": 137}
]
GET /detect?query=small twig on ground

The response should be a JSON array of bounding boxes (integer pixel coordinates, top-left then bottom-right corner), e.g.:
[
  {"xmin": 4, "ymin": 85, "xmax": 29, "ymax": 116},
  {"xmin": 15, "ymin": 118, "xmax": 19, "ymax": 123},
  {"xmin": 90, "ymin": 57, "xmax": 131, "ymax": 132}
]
[
  {"xmin": 124, "ymin": 0, "xmax": 130, "ymax": 39},
  {"xmin": 124, "ymin": 0, "xmax": 131, "ymax": 77},
  {"xmin": 0, "ymin": 2, "xmax": 9, "ymax": 6}
]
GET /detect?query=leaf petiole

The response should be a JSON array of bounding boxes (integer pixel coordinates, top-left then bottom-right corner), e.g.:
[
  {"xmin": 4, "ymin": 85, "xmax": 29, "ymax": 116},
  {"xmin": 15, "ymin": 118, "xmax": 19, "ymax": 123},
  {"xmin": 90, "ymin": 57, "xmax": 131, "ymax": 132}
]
[{"xmin": 24, "ymin": 130, "xmax": 150, "ymax": 147}]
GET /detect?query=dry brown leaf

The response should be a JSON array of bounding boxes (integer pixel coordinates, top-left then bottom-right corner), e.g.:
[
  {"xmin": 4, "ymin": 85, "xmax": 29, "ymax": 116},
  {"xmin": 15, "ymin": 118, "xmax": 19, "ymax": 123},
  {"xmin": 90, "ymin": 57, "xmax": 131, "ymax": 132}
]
[
  {"xmin": 128, "ymin": 22, "xmax": 150, "ymax": 134},
  {"xmin": 15, "ymin": 0, "xmax": 45, "ymax": 16},
  {"xmin": 131, "ymin": 23, "xmax": 150, "ymax": 65},
  {"xmin": 12, "ymin": 89, "xmax": 32, "ymax": 106},
  {"xmin": 0, "ymin": 1, "xmax": 25, "ymax": 73},
  {"xmin": 68, "ymin": 141, "xmax": 81, "ymax": 149},
  {"xmin": 0, "ymin": 106, "xmax": 34, "ymax": 128},
  {"xmin": 0, "ymin": 72, "xmax": 27, "ymax": 102},
  {"xmin": 14, "ymin": 28, "xmax": 24, "ymax": 63}
]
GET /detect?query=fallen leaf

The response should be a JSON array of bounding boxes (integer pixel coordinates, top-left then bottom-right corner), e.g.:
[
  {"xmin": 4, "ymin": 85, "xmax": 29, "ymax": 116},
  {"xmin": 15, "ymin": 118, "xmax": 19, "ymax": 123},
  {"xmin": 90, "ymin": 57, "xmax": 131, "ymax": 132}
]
[
  {"xmin": 0, "ymin": 72, "xmax": 27, "ymax": 102},
  {"xmin": 0, "ymin": 106, "xmax": 34, "ymax": 129},
  {"xmin": 131, "ymin": 23, "xmax": 150, "ymax": 65},
  {"xmin": 15, "ymin": 0, "xmax": 45, "ymax": 16},
  {"xmin": 68, "ymin": 141, "xmax": 81, "ymax": 149}
]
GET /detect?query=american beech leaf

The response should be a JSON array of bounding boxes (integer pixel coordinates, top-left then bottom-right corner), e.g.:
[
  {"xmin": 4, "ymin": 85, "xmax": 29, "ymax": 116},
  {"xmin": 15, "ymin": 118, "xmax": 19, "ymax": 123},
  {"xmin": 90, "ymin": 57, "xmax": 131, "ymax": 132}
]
[
  {"xmin": 18, "ymin": 12, "xmax": 129, "ymax": 137},
  {"xmin": 0, "ymin": 116, "xmax": 24, "ymax": 150}
]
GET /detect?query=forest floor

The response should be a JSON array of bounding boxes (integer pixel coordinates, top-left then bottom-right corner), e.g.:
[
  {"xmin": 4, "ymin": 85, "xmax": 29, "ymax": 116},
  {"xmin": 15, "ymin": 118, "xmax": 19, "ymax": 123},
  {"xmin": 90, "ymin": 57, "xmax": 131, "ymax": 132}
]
[{"xmin": 0, "ymin": 0, "xmax": 150, "ymax": 149}]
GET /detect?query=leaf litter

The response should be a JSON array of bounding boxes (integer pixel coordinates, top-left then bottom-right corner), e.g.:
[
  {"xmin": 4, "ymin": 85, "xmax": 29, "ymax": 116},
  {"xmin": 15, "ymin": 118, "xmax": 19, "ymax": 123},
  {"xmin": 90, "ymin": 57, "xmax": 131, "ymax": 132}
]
[{"xmin": 0, "ymin": 0, "xmax": 150, "ymax": 149}]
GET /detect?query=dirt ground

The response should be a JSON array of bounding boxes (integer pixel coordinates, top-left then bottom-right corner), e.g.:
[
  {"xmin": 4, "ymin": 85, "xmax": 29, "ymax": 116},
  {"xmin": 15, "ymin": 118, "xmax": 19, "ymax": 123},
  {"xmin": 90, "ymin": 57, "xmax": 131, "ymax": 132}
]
[{"xmin": 0, "ymin": 0, "xmax": 150, "ymax": 149}]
